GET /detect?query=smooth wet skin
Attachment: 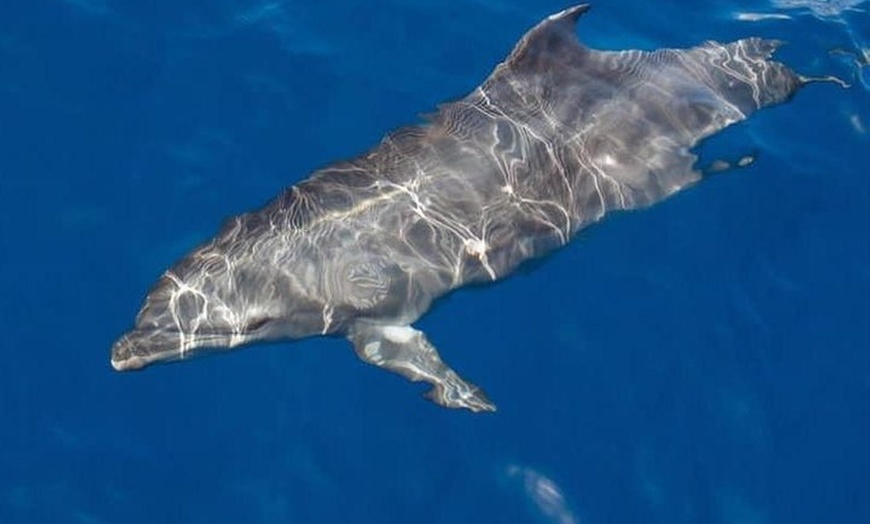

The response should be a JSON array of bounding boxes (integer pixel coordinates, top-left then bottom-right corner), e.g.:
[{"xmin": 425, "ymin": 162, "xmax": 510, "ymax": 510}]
[{"xmin": 112, "ymin": 4, "xmax": 829, "ymax": 412}]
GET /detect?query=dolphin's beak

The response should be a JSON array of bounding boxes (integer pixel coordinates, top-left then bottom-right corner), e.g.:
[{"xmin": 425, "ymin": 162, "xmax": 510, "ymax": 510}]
[
  {"xmin": 110, "ymin": 335, "xmax": 140, "ymax": 371},
  {"xmin": 110, "ymin": 327, "xmax": 238, "ymax": 371},
  {"xmin": 110, "ymin": 329, "xmax": 186, "ymax": 371}
]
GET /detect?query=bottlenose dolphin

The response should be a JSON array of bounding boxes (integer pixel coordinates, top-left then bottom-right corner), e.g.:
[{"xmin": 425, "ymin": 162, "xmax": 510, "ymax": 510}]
[{"xmin": 111, "ymin": 4, "xmax": 830, "ymax": 411}]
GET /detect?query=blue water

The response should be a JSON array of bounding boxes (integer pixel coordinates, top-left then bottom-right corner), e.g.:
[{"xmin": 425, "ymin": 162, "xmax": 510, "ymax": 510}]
[{"xmin": 1, "ymin": 1, "xmax": 868, "ymax": 522}]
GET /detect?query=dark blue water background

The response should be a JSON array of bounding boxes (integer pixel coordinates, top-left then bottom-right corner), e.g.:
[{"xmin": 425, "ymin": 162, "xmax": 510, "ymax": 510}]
[{"xmin": 1, "ymin": 0, "xmax": 868, "ymax": 522}]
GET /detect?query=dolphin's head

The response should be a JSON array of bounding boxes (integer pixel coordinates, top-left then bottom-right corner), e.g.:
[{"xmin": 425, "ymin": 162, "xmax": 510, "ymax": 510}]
[{"xmin": 111, "ymin": 217, "xmax": 327, "ymax": 371}]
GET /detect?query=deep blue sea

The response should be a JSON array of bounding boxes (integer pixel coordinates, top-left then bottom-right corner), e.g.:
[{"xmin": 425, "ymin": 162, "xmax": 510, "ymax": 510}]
[{"xmin": 1, "ymin": 0, "xmax": 868, "ymax": 522}]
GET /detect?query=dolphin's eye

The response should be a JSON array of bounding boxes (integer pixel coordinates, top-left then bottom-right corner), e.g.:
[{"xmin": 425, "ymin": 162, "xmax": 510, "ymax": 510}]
[{"xmin": 245, "ymin": 317, "xmax": 271, "ymax": 332}]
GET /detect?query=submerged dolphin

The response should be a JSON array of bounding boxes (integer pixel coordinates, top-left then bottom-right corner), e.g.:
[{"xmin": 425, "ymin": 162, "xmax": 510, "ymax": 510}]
[{"xmin": 111, "ymin": 5, "xmax": 828, "ymax": 411}]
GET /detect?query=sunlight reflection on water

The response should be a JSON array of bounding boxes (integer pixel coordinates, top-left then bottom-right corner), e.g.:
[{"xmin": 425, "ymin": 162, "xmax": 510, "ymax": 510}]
[{"xmin": 505, "ymin": 464, "xmax": 580, "ymax": 524}]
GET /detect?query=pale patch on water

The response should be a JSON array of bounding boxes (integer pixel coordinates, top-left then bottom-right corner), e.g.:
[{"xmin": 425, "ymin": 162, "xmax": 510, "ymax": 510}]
[
  {"xmin": 72, "ymin": 510, "xmax": 109, "ymax": 524},
  {"xmin": 849, "ymin": 112, "xmax": 866, "ymax": 133},
  {"xmin": 716, "ymin": 490, "xmax": 768, "ymax": 524},
  {"xmin": 733, "ymin": 12, "xmax": 793, "ymax": 21},
  {"xmin": 231, "ymin": 0, "xmax": 331, "ymax": 55},
  {"xmin": 162, "ymin": 126, "xmax": 236, "ymax": 191},
  {"xmin": 172, "ymin": 0, "xmax": 332, "ymax": 56},
  {"xmin": 504, "ymin": 464, "xmax": 580, "ymax": 524},
  {"xmin": 631, "ymin": 446, "xmax": 665, "ymax": 513},
  {"xmin": 772, "ymin": 0, "xmax": 867, "ymax": 17},
  {"xmin": 734, "ymin": 0, "xmax": 867, "ymax": 21}
]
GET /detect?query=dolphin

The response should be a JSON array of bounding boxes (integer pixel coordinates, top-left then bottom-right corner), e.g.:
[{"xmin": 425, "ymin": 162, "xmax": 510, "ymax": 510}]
[{"xmin": 111, "ymin": 4, "xmax": 830, "ymax": 412}]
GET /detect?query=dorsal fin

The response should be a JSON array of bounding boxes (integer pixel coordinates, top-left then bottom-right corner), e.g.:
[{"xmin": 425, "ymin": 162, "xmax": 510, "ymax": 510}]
[{"xmin": 505, "ymin": 4, "xmax": 591, "ymax": 69}]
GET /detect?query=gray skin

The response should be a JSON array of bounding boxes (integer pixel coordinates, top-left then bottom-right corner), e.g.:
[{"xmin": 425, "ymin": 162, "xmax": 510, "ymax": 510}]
[{"xmin": 111, "ymin": 4, "xmax": 822, "ymax": 412}]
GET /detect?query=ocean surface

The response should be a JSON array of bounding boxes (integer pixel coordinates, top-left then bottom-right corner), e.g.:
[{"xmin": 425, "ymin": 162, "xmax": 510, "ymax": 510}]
[{"xmin": 1, "ymin": 1, "xmax": 868, "ymax": 522}]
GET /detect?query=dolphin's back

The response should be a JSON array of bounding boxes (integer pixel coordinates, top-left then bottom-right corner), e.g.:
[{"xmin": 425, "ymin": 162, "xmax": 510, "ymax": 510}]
[
  {"xmin": 472, "ymin": 14, "xmax": 801, "ymax": 211},
  {"xmin": 251, "ymin": 7, "xmax": 803, "ymax": 305}
]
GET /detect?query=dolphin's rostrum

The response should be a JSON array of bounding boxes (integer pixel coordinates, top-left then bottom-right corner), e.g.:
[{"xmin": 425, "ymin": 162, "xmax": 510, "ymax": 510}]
[{"xmin": 112, "ymin": 5, "xmax": 827, "ymax": 411}]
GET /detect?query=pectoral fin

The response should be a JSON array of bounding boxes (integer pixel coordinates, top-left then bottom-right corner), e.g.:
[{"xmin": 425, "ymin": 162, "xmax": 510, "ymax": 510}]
[{"xmin": 348, "ymin": 322, "xmax": 496, "ymax": 412}]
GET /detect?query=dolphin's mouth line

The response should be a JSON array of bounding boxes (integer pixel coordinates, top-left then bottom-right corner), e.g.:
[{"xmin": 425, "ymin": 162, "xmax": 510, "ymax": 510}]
[
  {"xmin": 111, "ymin": 348, "xmax": 178, "ymax": 371},
  {"xmin": 110, "ymin": 330, "xmax": 241, "ymax": 371}
]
